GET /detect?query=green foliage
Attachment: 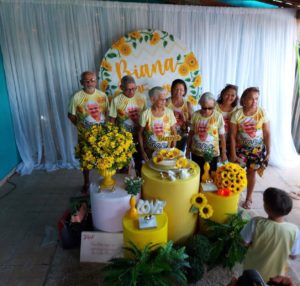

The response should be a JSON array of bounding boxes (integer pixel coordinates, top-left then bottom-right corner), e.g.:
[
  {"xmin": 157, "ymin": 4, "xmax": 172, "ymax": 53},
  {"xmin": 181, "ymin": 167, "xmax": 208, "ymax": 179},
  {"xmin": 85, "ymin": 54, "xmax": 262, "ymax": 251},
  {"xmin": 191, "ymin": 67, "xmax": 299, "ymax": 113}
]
[
  {"xmin": 205, "ymin": 211, "xmax": 249, "ymax": 269},
  {"xmin": 185, "ymin": 234, "xmax": 212, "ymax": 283},
  {"xmin": 102, "ymin": 241, "xmax": 190, "ymax": 286},
  {"xmin": 203, "ymin": 146, "xmax": 214, "ymax": 163},
  {"xmin": 124, "ymin": 177, "xmax": 143, "ymax": 196}
]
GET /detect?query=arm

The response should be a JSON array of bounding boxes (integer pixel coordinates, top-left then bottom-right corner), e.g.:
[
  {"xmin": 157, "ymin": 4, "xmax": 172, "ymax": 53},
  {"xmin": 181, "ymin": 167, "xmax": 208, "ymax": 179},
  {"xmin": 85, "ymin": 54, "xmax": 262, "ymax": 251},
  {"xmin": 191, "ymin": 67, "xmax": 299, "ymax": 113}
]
[
  {"xmin": 268, "ymin": 276, "xmax": 296, "ymax": 286},
  {"xmin": 187, "ymin": 101, "xmax": 193, "ymax": 121},
  {"xmin": 186, "ymin": 130, "xmax": 194, "ymax": 159},
  {"xmin": 230, "ymin": 123, "xmax": 238, "ymax": 162},
  {"xmin": 109, "ymin": 117, "xmax": 116, "ymax": 124},
  {"xmin": 138, "ymin": 125, "xmax": 148, "ymax": 161},
  {"xmin": 68, "ymin": 112, "xmax": 77, "ymax": 126},
  {"xmin": 170, "ymin": 125, "xmax": 177, "ymax": 148},
  {"xmin": 262, "ymin": 121, "xmax": 270, "ymax": 163},
  {"xmin": 219, "ymin": 134, "xmax": 227, "ymax": 162}
]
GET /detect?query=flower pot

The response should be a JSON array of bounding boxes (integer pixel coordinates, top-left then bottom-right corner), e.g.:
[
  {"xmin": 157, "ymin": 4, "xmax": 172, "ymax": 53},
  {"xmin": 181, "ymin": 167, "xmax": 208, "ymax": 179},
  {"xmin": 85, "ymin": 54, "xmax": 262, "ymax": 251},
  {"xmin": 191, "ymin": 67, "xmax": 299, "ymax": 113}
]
[{"xmin": 99, "ymin": 169, "xmax": 116, "ymax": 188}]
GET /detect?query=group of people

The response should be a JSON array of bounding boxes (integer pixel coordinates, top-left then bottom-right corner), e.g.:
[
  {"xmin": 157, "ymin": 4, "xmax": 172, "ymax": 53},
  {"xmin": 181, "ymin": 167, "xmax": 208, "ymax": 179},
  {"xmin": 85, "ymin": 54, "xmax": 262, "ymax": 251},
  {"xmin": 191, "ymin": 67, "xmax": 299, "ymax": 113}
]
[
  {"xmin": 68, "ymin": 71, "xmax": 270, "ymax": 211},
  {"xmin": 68, "ymin": 71, "xmax": 299, "ymax": 286}
]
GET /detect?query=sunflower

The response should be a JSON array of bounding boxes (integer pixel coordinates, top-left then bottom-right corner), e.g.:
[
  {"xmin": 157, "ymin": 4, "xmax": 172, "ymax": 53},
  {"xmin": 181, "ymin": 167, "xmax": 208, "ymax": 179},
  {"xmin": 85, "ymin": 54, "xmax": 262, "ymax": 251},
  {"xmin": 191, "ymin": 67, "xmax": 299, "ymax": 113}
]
[
  {"xmin": 199, "ymin": 204, "xmax": 213, "ymax": 219},
  {"xmin": 119, "ymin": 43, "xmax": 132, "ymax": 56},
  {"xmin": 100, "ymin": 59, "xmax": 112, "ymax": 72},
  {"xmin": 191, "ymin": 193, "xmax": 207, "ymax": 208},
  {"xmin": 187, "ymin": 95, "xmax": 198, "ymax": 106},
  {"xmin": 176, "ymin": 157, "xmax": 189, "ymax": 168},
  {"xmin": 100, "ymin": 80, "xmax": 109, "ymax": 92},
  {"xmin": 150, "ymin": 32, "xmax": 160, "ymax": 45},
  {"xmin": 193, "ymin": 75, "xmax": 202, "ymax": 88},
  {"xmin": 178, "ymin": 63, "xmax": 190, "ymax": 77},
  {"xmin": 128, "ymin": 31, "xmax": 141, "ymax": 40},
  {"xmin": 112, "ymin": 37, "xmax": 125, "ymax": 49},
  {"xmin": 184, "ymin": 52, "xmax": 199, "ymax": 71}
]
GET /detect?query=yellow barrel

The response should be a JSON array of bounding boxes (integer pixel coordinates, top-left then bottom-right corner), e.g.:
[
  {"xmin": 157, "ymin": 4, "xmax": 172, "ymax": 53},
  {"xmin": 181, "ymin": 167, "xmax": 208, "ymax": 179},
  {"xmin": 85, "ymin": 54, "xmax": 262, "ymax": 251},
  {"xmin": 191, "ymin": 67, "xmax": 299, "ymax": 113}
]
[
  {"xmin": 123, "ymin": 213, "xmax": 168, "ymax": 251},
  {"xmin": 203, "ymin": 191, "xmax": 240, "ymax": 224},
  {"xmin": 142, "ymin": 162, "xmax": 200, "ymax": 243}
]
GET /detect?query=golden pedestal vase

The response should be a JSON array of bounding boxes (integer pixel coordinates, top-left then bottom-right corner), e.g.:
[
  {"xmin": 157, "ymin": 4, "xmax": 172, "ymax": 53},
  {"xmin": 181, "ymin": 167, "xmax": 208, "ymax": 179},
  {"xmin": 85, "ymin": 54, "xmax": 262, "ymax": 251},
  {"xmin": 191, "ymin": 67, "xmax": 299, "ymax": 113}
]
[{"xmin": 99, "ymin": 168, "xmax": 116, "ymax": 188}]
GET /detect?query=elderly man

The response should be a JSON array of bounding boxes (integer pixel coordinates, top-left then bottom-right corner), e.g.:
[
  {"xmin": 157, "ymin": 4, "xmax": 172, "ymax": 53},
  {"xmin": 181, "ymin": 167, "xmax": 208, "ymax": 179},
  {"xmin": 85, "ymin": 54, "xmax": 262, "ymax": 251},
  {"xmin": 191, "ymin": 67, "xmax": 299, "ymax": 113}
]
[
  {"xmin": 109, "ymin": 75, "xmax": 147, "ymax": 175},
  {"xmin": 68, "ymin": 71, "xmax": 109, "ymax": 193}
]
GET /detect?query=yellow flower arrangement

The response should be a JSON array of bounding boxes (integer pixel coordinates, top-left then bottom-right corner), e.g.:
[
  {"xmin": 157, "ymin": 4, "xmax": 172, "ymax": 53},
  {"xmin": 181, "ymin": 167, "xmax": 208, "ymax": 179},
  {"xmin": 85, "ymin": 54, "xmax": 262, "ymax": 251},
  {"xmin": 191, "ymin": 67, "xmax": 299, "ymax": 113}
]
[
  {"xmin": 76, "ymin": 123, "xmax": 136, "ymax": 172},
  {"xmin": 214, "ymin": 162, "xmax": 247, "ymax": 193},
  {"xmin": 175, "ymin": 157, "xmax": 189, "ymax": 168},
  {"xmin": 190, "ymin": 193, "xmax": 213, "ymax": 219},
  {"xmin": 184, "ymin": 52, "xmax": 199, "ymax": 71},
  {"xmin": 178, "ymin": 63, "xmax": 190, "ymax": 77}
]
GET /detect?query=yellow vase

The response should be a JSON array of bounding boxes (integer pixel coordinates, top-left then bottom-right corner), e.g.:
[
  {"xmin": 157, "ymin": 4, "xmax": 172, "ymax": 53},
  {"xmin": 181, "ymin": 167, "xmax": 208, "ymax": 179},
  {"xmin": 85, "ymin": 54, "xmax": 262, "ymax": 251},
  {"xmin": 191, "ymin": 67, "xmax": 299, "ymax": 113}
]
[
  {"xmin": 99, "ymin": 169, "xmax": 116, "ymax": 188},
  {"xmin": 128, "ymin": 195, "xmax": 138, "ymax": 219},
  {"xmin": 201, "ymin": 161, "xmax": 211, "ymax": 183}
]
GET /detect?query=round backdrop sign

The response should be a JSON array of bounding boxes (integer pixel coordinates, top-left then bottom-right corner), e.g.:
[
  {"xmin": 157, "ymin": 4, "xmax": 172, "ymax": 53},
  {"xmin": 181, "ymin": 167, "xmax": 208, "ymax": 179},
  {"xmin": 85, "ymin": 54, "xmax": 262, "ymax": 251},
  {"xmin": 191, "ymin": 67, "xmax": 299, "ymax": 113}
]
[{"xmin": 99, "ymin": 30, "xmax": 202, "ymax": 106}]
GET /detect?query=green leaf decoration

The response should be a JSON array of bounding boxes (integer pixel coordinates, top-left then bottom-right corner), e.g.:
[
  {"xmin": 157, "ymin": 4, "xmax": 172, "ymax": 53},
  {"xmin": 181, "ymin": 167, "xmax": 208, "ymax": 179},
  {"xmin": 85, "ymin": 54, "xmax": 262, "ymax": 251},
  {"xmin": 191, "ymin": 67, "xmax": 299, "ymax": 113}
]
[
  {"xmin": 145, "ymin": 35, "xmax": 149, "ymax": 42},
  {"xmin": 194, "ymin": 70, "xmax": 199, "ymax": 75},
  {"xmin": 190, "ymin": 205, "xmax": 199, "ymax": 213},
  {"xmin": 104, "ymin": 72, "xmax": 110, "ymax": 77},
  {"xmin": 111, "ymin": 85, "xmax": 117, "ymax": 89},
  {"xmin": 103, "ymin": 241, "xmax": 189, "ymax": 286},
  {"xmin": 132, "ymin": 42, "xmax": 137, "ymax": 49},
  {"xmin": 163, "ymin": 41, "xmax": 168, "ymax": 48},
  {"xmin": 107, "ymin": 53, "xmax": 117, "ymax": 59},
  {"xmin": 139, "ymin": 37, "xmax": 143, "ymax": 43},
  {"xmin": 176, "ymin": 54, "xmax": 181, "ymax": 61},
  {"xmin": 106, "ymin": 78, "xmax": 112, "ymax": 82},
  {"xmin": 190, "ymin": 90, "xmax": 196, "ymax": 95},
  {"xmin": 169, "ymin": 35, "xmax": 174, "ymax": 41},
  {"xmin": 205, "ymin": 211, "xmax": 249, "ymax": 270},
  {"xmin": 185, "ymin": 78, "xmax": 191, "ymax": 82}
]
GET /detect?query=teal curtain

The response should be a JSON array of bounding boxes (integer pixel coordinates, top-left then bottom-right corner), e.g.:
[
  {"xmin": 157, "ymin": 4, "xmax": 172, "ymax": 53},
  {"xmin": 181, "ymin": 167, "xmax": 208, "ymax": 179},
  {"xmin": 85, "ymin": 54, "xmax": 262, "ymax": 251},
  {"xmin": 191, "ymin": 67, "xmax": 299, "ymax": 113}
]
[{"xmin": 0, "ymin": 49, "xmax": 19, "ymax": 180}]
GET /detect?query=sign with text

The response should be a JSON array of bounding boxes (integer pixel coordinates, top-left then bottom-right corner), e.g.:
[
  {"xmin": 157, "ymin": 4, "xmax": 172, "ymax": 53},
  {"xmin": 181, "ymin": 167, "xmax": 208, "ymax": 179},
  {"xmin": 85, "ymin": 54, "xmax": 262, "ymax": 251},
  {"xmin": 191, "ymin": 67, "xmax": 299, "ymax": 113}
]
[
  {"xmin": 99, "ymin": 30, "xmax": 202, "ymax": 106},
  {"xmin": 80, "ymin": 231, "xmax": 123, "ymax": 263}
]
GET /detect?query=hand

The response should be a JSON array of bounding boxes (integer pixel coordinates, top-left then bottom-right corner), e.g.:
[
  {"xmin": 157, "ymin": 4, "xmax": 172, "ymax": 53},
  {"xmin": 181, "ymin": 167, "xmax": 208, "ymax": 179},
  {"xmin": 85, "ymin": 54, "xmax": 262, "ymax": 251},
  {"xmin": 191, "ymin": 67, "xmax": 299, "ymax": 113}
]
[
  {"xmin": 221, "ymin": 152, "xmax": 227, "ymax": 162},
  {"xmin": 226, "ymin": 277, "xmax": 238, "ymax": 286},
  {"xmin": 268, "ymin": 275, "xmax": 295, "ymax": 286},
  {"xmin": 230, "ymin": 153, "xmax": 238, "ymax": 163},
  {"xmin": 142, "ymin": 150, "xmax": 149, "ymax": 162}
]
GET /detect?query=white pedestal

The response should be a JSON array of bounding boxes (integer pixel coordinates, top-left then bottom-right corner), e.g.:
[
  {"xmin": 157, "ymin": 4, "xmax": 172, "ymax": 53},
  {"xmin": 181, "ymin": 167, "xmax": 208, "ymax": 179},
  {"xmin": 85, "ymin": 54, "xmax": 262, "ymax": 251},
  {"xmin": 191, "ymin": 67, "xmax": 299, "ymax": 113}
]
[{"xmin": 90, "ymin": 174, "xmax": 137, "ymax": 232}]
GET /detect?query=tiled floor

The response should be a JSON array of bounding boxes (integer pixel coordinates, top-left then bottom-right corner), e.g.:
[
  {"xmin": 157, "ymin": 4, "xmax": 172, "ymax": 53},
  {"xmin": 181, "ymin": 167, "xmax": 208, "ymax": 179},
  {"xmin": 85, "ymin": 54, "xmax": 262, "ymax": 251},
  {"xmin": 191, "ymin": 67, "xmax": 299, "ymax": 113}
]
[{"xmin": 0, "ymin": 164, "xmax": 300, "ymax": 286}]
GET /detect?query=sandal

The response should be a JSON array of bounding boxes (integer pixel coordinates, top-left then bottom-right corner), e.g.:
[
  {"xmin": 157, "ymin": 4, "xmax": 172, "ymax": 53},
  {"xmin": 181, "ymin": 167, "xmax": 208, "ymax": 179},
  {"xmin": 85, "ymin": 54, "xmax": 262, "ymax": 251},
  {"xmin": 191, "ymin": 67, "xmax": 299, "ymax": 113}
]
[{"xmin": 242, "ymin": 199, "xmax": 252, "ymax": 209}]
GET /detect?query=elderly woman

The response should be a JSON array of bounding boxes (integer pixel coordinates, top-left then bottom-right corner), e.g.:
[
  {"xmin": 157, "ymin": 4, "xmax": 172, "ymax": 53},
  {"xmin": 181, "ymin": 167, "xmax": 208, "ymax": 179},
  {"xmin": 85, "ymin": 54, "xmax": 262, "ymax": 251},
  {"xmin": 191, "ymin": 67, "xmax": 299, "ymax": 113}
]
[
  {"xmin": 186, "ymin": 92, "xmax": 227, "ymax": 177},
  {"xmin": 166, "ymin": 79, "xmax": 193, "ymax": 151},
  {"xmin": 138, "ymin": 86, "xmax": 177, "ymax": 161},
  {"xmin": 230, "ymin": 87, "xmax": 270, "ymax": 209}
]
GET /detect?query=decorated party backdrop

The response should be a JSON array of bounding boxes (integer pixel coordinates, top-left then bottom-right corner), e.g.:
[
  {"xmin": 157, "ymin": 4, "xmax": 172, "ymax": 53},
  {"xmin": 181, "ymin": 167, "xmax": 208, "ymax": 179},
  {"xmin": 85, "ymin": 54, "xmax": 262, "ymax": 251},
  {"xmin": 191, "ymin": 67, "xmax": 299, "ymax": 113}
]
[{"xmin": 99, "ymin": 30, "xmax": 202, "ymax": 106}]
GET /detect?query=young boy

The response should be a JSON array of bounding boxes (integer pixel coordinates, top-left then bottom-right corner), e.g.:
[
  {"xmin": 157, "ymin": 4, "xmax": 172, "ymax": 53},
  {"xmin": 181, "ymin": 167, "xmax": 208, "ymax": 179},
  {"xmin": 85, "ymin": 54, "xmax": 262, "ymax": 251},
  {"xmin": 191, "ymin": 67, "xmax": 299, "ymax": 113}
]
[{"xmin": 240, "ymin": 187, "xmax": 300, "ymax": 282}]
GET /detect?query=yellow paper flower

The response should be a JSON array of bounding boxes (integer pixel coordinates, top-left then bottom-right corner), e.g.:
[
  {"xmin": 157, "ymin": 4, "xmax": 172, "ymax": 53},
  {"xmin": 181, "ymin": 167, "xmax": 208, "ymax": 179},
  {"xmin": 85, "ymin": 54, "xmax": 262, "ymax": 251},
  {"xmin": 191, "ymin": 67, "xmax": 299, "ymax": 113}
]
[
  {"xmin": 199, "ymin": 204, "xmax": 213, "ymax": 219},
  {"xmin": 176, "ymin": 157, "xmax": 189, "ymax": 168},
  {"xmin": 193, "ymin": 75, "xmax": 202, "ymax": 88},
  {"xmin": 128, "ymin": 31, "xmax": 141, "ymax": 40},
  {"xmin": 112, "ymin": 37, "xmax": 125, "ymax": 49},
  {"xmin": 178, "ymin": 63, "xmax": 190, "ymax": 77},
  {"xmin": 184, "ymin": 52, "xmax": 199, "ymax": 71},
  {"xmin": 100, "ymin": 59, "xmax": 112, "ymax": 72},
  {"xmin": 191, "ymin": 193, "xmax": 208, "ymax": 209},
  {"xmin": 100, "ymin": 80, "xmax": 109, "ymax": 92},
  {"xmin": 150, "ymin": 32, "xmax": 160, "ymax": 45},
  {"xmin": 187, "ymin": 95, "xmax": 198, "ymax": 106},
  {"xmin": 119, "ymin": 43, "xmax": 132, "ymax": 56}
]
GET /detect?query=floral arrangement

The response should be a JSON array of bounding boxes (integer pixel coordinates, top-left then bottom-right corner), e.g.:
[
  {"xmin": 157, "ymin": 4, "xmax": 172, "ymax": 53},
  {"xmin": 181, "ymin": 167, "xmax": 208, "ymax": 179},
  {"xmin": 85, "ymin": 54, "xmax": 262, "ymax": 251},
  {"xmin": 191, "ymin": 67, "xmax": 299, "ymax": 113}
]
[
  {"xmin": 190, "ymin": 193, "xmax": 213, "ymax": 219},
  {"xmin": 124, "ymin": 176, "xmax": 143, "ymax": 196},
  {"xmin": 213, "ymin": 162, "xmax": 247, "ymax": 194},
  {"xmin": 75, "ymin": 123, "xmax": 136, "ymax": 172},
  {"xmin": 152, "ymin": 148, "xmax": 181, "ymax": 163}
]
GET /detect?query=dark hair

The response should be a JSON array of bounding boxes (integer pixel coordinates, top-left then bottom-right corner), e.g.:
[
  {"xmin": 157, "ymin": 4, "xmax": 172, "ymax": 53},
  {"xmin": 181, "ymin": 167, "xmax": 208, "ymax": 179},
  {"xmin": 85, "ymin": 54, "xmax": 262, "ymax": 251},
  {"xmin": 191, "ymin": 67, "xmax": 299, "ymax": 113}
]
[
  {"xmin": 121, "ymin": 75, "xmax": 136, "ymax": 88},
  {"xmin": 80, "ymin": 71, "xmax": 96, "ymax": 81},
  {"xmin": 216, "ymin": 84, "xmax": 238, "ymax": 107},
  {"xmin": 263, "ymin": 187, "xmax": 293, "ymax": 217},
  {"xmin": 171, "ymin": 79, "xmax": 187, "ymax": 97},
  {"xmin": 240, "ymin": 87, "xmax": 259, "ymax": 106}
]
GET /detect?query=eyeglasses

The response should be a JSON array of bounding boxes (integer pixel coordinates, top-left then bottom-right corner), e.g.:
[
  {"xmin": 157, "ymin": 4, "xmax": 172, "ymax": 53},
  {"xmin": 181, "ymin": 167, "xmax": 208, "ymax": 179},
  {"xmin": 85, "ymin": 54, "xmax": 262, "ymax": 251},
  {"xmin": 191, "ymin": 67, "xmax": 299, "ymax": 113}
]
[
  {"xmin": 82, "ymin": 79, "xmax": 96, "ymax": 83},
  {"xmin": 201, "ymin": 107, "xmax": 214, "ymax": 110}
]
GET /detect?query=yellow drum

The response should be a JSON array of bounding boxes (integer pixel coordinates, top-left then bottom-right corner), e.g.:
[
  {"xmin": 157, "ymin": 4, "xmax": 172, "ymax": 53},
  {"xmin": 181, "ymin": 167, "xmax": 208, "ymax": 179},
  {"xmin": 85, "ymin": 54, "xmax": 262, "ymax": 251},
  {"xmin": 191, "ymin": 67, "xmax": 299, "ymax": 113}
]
[
  {"xmin": 142, "ymin": 162, "xmax": 200, "ymax": 243},
  {"xmin": 123, "ymin": 213, "xmax": 168, "ymax": 251},
  {"xmin": 202, "ymin": 191, "xmax": 240, "ymax": 224}
]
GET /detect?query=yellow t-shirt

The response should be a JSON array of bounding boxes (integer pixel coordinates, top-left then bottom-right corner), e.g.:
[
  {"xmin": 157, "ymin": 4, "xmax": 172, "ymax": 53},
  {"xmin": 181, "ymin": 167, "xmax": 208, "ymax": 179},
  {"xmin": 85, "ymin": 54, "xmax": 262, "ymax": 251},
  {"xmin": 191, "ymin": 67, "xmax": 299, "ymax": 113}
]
[
  {"xmin": 190, "ymin": 110, "xmax": 225, "ymax": 157},
  {"xmin": 166, "ymin": 98, "xmax": 189, "ymax": 135},
  {"xmin": 242, "ymin": 217, "xmax": 298, "ymax": 281},
  {"xmin": 68, "ymin": 89, "xmax": 109, "ymax": 128},
  {"xmin": 139, "ymin": 107, "xmax": 177, "ymax": 151},
  {"xmin": 109, "ymin": 92, "xmax": 146, "ymax": 135},
  {"xmin": 215, "ymin": 104, "xmax": 238, "ymax": 140},
  {"xmin": 230, "ymin": 107, "xmax": 268, "ymax": 148}
]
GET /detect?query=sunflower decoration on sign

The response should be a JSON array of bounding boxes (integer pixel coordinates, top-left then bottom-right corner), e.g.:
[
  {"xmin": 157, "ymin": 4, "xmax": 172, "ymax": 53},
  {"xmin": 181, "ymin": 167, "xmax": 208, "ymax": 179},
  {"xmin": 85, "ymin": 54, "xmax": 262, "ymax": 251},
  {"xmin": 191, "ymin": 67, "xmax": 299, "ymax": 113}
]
[
  {"xmin": 214, "ymin": 162, "xmax": 247, "ymax": 194},
  {"xmin": 190, "ymin": 193, "xmax": 213, "ymax": 219}
]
